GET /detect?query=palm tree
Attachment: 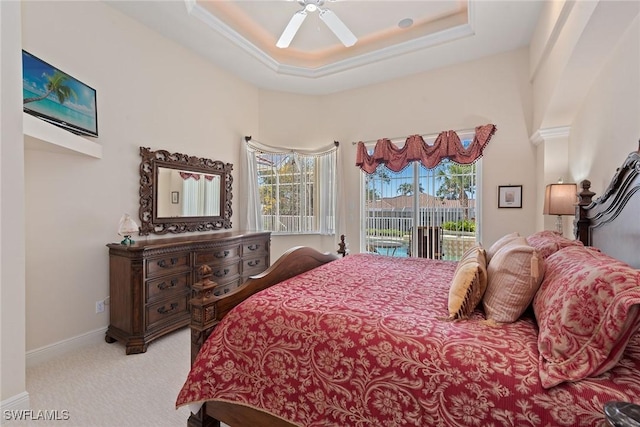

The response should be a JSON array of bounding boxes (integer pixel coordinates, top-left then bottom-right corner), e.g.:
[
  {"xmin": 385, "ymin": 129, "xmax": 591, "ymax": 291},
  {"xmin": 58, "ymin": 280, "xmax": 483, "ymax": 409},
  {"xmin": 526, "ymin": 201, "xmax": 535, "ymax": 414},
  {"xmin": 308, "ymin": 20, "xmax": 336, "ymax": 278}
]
[
  {"xmin": 365, "ymin": 167, "xmax": 391, "ymax": 200},
  {"xmin": 24, "ymin": 71, "xmax": 78, "ymax": 105},
  {"xmin": 396, "ymin": 182, "xmax": 425, "ymax": 196},
  {"xmin": 436, "ymin": 162, "xmax": 475, "ymax": 219}
]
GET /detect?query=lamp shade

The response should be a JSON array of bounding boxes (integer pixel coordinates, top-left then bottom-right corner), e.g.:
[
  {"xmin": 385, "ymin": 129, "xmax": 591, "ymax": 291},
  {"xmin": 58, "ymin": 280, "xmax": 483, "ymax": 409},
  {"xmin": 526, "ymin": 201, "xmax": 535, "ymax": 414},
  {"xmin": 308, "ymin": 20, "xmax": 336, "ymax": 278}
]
[
  {"xmin": 543, "ymin": 183, "xmax": 577, "ymax": 216},
  {"xmin": 118, "ymin": 214, "xmax": 139, "ymax": 236}
]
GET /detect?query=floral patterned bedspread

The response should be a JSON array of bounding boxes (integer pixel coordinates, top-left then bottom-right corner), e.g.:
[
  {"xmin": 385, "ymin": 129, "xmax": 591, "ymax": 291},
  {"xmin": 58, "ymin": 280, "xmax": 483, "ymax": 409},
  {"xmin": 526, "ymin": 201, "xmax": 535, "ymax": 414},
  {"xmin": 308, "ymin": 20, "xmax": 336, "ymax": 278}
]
[{"xmin": 177, "ymin": 253, "xmax": 640, "ymax": 426}]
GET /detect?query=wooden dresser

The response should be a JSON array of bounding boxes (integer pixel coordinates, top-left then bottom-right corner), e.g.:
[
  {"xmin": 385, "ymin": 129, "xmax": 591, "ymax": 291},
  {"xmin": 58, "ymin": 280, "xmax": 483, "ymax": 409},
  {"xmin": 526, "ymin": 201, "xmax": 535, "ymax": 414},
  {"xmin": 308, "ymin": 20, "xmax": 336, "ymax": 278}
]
[{"xmin": 106, "ymin": 231, "xmax": 270, "ymax": 354}]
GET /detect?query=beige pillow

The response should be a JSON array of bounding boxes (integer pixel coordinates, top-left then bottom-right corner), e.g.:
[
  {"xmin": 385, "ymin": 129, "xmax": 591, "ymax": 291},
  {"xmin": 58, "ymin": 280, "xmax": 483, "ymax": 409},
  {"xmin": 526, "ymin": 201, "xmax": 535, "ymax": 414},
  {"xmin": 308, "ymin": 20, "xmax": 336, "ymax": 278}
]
[
  {"xmin": 448, "ymin": 245, "xmax": 488, "ymax": 320},
  {"xmin": 486, "ymin": 232, "xmax": 520, "ymax": 262},
  {"xmin": 483, "ymin": 237, "xmax": 545, "ymax": 323}
]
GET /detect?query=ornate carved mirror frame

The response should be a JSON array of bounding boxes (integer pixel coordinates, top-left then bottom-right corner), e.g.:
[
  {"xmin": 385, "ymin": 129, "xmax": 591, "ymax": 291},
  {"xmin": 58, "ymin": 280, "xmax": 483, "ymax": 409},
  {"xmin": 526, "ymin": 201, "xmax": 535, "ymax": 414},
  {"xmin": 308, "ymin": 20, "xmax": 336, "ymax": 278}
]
[{"xmin": 139, "ymin": 147, "xmax": 233, "ymax": 235}]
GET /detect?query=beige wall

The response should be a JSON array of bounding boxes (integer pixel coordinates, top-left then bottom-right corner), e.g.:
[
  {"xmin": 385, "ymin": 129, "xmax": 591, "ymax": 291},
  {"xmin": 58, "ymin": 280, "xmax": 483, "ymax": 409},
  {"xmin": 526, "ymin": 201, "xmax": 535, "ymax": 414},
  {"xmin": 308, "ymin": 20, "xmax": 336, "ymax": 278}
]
[
  {"xmin": 1, "ymin": 0, "xmax": 27, "ymax": 405},
  {"xmin": 21, "ymin": 0, "xmax": 259, "ymax": 351},
  {"xmin": 276, "ymin": 47, "xmax": 537, "ymax": 250},
  {"xmin": 341, "ymin": 48, "xmax": 536, "ymax": 249},
  {"xmin": 569, "ymin": 16, "xmax": 640, "ymax": 193},
  {"xmin": 3, "ymin": 0, "xmax": 638, "ymax": 409},
  {"xmin": 529, "ymin": 1, "xmax": 639, "ymax": 227}
]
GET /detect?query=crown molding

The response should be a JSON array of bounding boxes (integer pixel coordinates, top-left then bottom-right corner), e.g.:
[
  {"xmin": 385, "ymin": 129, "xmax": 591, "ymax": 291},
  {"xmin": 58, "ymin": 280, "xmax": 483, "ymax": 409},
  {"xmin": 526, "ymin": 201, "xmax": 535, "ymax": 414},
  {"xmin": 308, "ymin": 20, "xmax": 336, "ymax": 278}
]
[
  {"xmin": 186, "ymin": 0, "xmax": 475, "ymax": 80},
  {"xmin": 185, "ymin": 1, "xmax": 281, "ymax": 72},
  {"xmin": 530, "ymin": 126, "xmax": 571, "ymax": 146}
]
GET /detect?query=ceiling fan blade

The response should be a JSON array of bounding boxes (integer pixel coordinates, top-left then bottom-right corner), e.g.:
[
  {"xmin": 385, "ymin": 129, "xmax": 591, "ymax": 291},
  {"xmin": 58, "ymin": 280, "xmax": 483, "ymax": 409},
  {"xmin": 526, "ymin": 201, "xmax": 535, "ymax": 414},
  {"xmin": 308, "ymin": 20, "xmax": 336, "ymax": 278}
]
[
  {"xmin": 276, "ymin": 10, "xmax": 308, "ymax": 48},
  {"xmin": 319, "ymin": 8, "xmax": 357, "ymax": 47}
]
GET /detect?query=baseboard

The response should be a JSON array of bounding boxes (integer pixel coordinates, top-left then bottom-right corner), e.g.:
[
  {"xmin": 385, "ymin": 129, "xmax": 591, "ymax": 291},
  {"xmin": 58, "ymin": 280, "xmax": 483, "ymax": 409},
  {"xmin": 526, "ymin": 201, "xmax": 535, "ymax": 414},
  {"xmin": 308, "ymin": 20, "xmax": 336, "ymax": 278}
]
[
  {"xmin": 1, "ymin": 391, "xmax": 30, "ymax": 425},
  {"xmin": 26, "ymin": 327, "xmax": 107, "ymax": 368}
]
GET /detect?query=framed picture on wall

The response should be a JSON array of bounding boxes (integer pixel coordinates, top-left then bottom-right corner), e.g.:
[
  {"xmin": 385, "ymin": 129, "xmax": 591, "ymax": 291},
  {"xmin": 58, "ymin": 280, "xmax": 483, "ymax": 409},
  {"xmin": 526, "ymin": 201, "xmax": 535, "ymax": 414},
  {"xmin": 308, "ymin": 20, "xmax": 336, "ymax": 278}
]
[
  {"xmin": 171, "ymin": 191, "xmax": 179, "ymax": 204},
  {"xmin": 498, "ymin": 185, "xmax": 522, "ymax": 208}
]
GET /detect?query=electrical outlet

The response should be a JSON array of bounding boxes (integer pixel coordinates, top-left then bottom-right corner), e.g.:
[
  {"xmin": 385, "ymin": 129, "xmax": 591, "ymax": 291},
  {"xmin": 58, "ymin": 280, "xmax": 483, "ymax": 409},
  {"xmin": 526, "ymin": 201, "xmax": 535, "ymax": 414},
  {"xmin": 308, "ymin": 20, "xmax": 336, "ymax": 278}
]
[{"xmin": 96, "ymin": 300, "xmax": 105, "ymax": 314}]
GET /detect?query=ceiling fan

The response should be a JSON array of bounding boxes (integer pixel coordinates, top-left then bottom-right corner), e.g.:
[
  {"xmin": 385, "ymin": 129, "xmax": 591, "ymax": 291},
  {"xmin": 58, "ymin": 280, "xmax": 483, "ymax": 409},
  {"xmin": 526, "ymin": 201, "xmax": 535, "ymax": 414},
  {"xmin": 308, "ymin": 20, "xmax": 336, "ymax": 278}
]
[{"xmin": 277, "ymin": 0, "xmax": 357, "ymax": 49}]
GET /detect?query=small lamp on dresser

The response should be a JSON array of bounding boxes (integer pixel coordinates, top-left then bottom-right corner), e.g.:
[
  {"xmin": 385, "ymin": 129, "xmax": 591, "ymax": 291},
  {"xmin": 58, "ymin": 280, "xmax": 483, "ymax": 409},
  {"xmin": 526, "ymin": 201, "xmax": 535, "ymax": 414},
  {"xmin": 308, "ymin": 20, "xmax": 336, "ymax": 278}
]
[
  {"xmin": 118, "ymin": 213, "xmax": 139, "ymax": 245},
  {"xmin": 543, "ymin": 181, "xmax": 577, "ymax": 235}
]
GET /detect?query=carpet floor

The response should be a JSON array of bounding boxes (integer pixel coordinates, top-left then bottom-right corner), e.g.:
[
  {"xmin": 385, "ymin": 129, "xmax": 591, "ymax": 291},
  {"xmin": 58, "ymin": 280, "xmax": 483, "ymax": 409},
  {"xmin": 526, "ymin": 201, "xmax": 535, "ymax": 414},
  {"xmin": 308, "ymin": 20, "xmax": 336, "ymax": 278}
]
[{"xmin": 4, "ymin": 327, "xmax": 206, "ymax": 427}]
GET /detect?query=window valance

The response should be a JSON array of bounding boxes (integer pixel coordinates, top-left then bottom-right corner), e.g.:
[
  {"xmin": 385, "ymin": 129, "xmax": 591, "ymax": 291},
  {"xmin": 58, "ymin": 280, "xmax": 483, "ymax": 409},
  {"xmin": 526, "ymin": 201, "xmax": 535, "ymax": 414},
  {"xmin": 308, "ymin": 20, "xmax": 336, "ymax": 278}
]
[
  {"xmin": 179, "ymin": 172, "xmax": 201, "ymax": 180},
  {"xmin": 355, "ymin": 124, "xmax": 497, "ymax": 174}
]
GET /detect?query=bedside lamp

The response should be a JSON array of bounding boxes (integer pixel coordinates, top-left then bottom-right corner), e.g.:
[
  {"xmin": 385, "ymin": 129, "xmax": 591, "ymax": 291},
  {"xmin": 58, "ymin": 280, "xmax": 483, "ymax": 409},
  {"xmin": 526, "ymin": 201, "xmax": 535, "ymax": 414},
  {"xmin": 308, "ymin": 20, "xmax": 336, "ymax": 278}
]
[
  {"xmin": 118, "ymin": 214, "xmax": 139, "ymax": 245},
  {"xmin": 543, "ymin": 182, "xmax": 577, "ymax": 234}
]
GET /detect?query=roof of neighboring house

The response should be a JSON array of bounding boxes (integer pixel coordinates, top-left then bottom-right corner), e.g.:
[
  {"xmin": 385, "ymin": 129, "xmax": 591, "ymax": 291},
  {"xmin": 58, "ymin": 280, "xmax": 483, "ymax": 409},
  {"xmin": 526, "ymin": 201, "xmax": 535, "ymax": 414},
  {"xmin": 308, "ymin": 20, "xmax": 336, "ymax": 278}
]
[{"xmin": 366, "ymin": 194, "xmax": 476, "ymax": 210}]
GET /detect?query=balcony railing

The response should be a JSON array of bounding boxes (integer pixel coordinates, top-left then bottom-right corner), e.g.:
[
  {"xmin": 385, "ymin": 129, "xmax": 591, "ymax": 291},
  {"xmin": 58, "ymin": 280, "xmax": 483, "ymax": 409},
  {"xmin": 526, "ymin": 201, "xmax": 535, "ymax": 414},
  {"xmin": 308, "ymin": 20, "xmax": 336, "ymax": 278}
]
[
  {"xmin": 365, "ymin": 216, "xmax": 476, "ymax": 261},
  {"xmin": 261, "ymin": 214, "xmax": 476, "ymax": 260}
]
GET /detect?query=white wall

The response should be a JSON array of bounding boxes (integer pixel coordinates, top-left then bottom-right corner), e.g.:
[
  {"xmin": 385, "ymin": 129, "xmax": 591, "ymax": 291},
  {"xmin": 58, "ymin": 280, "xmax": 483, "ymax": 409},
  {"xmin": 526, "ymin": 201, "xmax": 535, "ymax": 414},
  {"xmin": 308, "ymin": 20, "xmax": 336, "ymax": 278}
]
[{"xmin": 21, "ymin": 1, "xmax": 259, "ymax": 352}]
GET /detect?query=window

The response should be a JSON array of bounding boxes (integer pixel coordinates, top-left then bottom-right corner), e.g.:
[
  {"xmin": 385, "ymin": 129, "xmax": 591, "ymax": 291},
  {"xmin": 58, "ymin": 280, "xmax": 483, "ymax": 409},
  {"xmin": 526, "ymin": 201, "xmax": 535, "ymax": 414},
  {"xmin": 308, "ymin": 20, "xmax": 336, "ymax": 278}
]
[
  {"xmin": 245, "ymin": 140, "xmax": 337, "ymax": 234},
  {"xmin": 361, "ymin": 132, "xmax": 480, "ymax": 260}
]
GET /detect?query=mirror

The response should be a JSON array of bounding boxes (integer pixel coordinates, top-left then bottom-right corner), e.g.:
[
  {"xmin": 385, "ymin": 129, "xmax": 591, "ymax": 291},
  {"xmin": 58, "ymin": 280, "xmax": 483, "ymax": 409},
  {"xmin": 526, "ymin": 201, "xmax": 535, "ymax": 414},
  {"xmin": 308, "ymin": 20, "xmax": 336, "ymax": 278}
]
[{"xmin": 139, "ymin": 147, "xmax": 232, "ymax": 235}]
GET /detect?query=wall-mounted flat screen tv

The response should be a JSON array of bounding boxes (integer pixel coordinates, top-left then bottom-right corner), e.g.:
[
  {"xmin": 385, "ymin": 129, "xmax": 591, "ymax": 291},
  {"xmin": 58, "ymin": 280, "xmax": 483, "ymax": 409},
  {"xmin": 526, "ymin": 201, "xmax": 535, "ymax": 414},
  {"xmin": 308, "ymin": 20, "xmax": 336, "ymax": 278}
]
[{"xmin": 22, "ymin": 50, "xmax": 98, "ymax": 137}]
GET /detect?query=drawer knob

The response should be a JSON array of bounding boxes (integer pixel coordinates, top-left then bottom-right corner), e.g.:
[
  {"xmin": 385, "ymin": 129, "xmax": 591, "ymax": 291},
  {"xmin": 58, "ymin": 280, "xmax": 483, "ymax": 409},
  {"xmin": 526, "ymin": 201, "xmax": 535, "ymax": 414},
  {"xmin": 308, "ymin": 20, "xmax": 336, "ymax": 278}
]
[
  {"xmin": 248, "ymin": 260, "xmax": 261, "ymax": 267},
  {"xmin": 247, "ymin": 244, "xmax": 260, "ymax": 251},
  {"xmin": 213, "ymin": 268, "xmax": 230, "ymax": 278},
  {"xmin": 157, "ymin": 303, "xmax": 178, "ymax": 315},
  {"xmin": 214, "ymin": 250, "xmax": 230, "ymax": 259},
  {"xmin": 157, "ymin": 258, "xmax": 178, "ymax": 268},
  {"xmin": 157, "ymin": 279, "xmax": 178, "ymax": 290}
]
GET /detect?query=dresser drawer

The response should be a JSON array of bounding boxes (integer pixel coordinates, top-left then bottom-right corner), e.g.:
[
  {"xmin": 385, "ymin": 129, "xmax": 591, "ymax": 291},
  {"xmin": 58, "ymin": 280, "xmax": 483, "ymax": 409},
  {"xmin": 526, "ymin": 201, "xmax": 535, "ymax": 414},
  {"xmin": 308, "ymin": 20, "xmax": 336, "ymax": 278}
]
[
  {"xmin": 195, "ymin": 245, "xmax": 240, "ymax": 266},
  {"xmin": 243, "ymin": 255, "xmax": 269, "ymax": 276},
  {"xmin": 146, "ymin": 293, "xmax": 189, "ymax": 329},
  {"xmin": 107, "ymin": 231, "xmax": 270, "ymax": 354},
  {"xmin": 146, "ymin": 272, "xmax": 190, "ymax": 303},
  {"xmin": 212, "ymin": 277, "xmax": 243, "ymax": 297},
  {"xmin": 206, "ymin": 261, "xmax": 241, "ymax": 284},
  {"xmin": 243, "ymin": 240, "xmax": 268, "ymax": 256},
  {"xmin": 145, "ymin": 253, "xmax": 190, "ymax": 278}
]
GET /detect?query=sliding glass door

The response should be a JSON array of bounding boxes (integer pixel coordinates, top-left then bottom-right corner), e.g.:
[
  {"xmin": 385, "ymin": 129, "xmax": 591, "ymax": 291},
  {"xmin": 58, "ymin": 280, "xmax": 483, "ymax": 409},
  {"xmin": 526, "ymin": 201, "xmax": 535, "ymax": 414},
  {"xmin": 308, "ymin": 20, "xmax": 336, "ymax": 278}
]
[{"xmin": 361, "ymin": 135, "xmax": 480, "ymax": 260}]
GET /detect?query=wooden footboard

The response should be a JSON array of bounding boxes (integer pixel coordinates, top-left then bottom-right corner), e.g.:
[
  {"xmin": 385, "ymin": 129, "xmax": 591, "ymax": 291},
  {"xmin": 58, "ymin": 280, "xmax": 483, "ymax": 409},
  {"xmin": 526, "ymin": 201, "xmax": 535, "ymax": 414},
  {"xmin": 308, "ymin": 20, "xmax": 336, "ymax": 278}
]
[{"xmin": 188, "ymin": 245, "xmax": 339, "ymax": 427}]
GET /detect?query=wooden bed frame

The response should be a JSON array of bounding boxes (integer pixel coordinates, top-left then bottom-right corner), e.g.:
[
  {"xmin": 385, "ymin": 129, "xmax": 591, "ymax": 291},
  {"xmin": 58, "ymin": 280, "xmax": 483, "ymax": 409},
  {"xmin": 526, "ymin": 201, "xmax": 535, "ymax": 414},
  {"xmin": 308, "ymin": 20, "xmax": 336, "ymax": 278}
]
[
  {"xmin": 187, "ymin": 147, "xmax": 640, "ymax": 427},
  {"xmin": 188, "ymin": 245, "xmax": 340, "ymax": 427},
  {"xmin": 574, "ymin": 144, "xmax": 640, "ymax": 269}
]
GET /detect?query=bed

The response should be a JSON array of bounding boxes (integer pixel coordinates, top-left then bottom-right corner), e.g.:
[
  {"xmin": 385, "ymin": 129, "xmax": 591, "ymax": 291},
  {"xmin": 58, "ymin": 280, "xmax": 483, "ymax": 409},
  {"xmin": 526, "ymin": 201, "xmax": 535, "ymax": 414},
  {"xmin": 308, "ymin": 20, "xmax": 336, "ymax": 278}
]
[{"xmin": 177, "ymin": 147, "xmax": 640, "ymax": 427}]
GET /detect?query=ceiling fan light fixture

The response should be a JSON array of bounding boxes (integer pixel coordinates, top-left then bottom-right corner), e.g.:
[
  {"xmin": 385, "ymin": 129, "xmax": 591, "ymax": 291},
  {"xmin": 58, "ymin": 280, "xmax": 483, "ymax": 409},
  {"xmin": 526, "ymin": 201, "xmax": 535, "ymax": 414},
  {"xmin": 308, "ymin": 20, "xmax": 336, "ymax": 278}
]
[
  {"xmin": 277, "ymin": 0, "xmax": 357, "ymax": 48},
  {"xmin": 319, "ymin": 8, "xmax": 357, "ymax": 47},
  {"xmin": 276, "ymin": 10, "xmax": 308, "ymax": 48}
]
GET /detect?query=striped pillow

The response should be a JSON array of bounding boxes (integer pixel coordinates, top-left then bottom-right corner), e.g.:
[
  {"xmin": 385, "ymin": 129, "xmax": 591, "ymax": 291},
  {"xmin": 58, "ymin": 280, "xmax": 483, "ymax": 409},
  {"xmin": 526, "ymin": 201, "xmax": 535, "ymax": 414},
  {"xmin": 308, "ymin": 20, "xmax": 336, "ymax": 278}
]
[
  {"xmin": 486, "ymin": 232, "xmax": 520, "ymax": 262},
  {"xmin": 483, "ymin": 237, "xmax": 545, "ymax": 323}
]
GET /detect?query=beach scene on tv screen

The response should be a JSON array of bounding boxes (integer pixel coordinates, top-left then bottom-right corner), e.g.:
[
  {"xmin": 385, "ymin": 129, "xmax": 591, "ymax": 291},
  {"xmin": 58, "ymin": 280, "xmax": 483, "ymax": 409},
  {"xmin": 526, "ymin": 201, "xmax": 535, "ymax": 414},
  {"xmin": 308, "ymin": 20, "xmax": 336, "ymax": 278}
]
[{"xmin": 22, "ymin": 51, "xmax": 97, "ymax": 136}]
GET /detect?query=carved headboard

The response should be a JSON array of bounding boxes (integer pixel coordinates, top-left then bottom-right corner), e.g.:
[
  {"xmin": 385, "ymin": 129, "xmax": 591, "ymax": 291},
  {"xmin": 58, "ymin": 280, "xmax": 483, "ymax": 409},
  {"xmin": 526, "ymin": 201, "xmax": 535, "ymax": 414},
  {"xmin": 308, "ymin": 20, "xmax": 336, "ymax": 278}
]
[{"xmin": 575, "ymin": 145, "xmax": 640, "ymax": 268}]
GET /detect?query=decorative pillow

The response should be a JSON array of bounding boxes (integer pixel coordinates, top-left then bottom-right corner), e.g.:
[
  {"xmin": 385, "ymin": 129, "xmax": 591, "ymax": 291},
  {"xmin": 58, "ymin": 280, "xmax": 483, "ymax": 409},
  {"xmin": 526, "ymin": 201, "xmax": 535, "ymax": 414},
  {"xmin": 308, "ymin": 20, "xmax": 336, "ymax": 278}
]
[
  {"xmin": 533, "ymin": 246, "xmax": 640, "ymax": 388},
  {"xmin": 447, "ymin": 245, "xmax": 487, "ymax": 320},
  {"xmin": 486, "ymin": 232, "xmax": 520, "ymax": 262},
  {"xmin": 483, "ymin": 237, "xmax": 545, "ymax": 323},
  {"xmin": 526, "ymin": 230, "xmax": 584, "ymax": 259}
]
